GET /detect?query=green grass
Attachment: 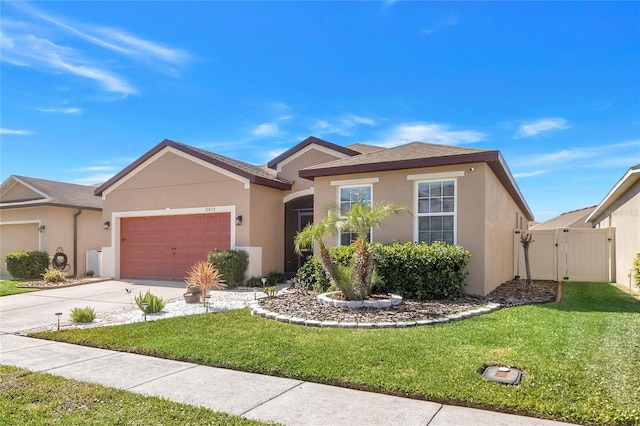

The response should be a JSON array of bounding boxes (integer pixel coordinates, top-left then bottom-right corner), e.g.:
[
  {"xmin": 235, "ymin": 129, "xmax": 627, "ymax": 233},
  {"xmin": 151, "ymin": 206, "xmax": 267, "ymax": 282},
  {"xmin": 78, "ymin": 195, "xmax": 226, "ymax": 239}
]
[
  {"xmin": 30, "ymin": 282, "xmax": 640, "ymax": 425},
  {"xmin": 0, "ymin": 279, "xmax": 38, "ymax": 296},
  {"xmin": 0, "ymin": 365, "xmax": 275, "ymax": 425}
]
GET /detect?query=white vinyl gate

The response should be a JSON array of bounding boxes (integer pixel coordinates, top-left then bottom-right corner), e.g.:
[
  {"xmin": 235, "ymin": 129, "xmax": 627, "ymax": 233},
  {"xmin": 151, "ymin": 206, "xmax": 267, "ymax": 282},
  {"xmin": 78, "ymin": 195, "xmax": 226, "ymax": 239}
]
[{"xmin": 514, "ymin": 228, "xmax": 614, "ymax": 282}]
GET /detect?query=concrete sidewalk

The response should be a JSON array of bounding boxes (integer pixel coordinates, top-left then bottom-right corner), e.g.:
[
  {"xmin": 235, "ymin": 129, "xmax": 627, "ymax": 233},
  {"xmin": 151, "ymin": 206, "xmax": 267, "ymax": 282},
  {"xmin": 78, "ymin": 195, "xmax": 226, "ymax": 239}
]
[{"xmin": 0, "ymin": 333, "xmax": 574, "ymax": 426}]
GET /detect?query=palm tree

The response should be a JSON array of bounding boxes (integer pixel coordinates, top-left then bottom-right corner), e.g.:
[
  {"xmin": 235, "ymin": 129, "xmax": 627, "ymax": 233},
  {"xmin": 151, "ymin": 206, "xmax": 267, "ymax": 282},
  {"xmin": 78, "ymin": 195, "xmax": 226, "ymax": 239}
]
[{"xmin": 295, "ymin": 200, "xmax": 406, "ymax": 300}]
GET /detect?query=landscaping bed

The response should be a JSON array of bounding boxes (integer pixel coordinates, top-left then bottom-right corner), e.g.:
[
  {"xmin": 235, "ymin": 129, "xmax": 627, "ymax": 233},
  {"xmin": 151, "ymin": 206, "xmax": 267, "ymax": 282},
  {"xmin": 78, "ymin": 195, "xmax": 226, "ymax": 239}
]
[
  {"xmin": 257, "ymin": 279, "xmax": 558, "ymax": 323},
  {"xmin": 15, "ymin": 277, "xmax": 110, "ymax": 289}
]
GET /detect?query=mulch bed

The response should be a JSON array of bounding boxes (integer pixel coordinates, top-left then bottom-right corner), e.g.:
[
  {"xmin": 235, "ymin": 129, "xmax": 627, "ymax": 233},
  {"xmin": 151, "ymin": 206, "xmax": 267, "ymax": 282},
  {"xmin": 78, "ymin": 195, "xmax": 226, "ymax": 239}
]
[{"xmin": 258, "ymin": 279, "xmax": 559, "ymax": 323}]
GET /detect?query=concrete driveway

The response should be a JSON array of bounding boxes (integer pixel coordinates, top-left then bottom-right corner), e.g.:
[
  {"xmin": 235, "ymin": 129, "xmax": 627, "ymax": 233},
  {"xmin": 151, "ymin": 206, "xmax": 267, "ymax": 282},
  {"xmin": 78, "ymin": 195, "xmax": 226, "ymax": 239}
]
[{"xmin": 0, "ymin": 279, "xmax": 186, "ymax": 334}]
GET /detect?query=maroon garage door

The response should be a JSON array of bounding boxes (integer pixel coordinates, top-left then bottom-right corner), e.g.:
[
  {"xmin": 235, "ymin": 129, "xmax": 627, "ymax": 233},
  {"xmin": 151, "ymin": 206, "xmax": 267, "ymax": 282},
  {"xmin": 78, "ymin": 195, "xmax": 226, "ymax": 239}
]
[{"xmin": 120, "ymin": 213, "xmax": 231, "ymax": 281}]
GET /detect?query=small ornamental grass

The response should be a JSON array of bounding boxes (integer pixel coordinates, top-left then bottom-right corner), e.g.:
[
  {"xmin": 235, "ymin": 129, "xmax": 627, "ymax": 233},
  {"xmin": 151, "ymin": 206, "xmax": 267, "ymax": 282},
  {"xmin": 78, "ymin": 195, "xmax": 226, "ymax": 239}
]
[
  {"xmin": 135, "ymin": 290, "xmax": 165, "ymax": 313},
  {"xmin": 69, "ymin": 306, "xmax": 96, "ymax": 323}
]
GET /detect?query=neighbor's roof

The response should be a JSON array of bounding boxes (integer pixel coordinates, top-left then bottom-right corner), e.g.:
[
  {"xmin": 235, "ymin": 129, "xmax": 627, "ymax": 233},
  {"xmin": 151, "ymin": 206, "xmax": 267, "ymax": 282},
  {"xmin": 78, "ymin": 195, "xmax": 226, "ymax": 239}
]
[
  {"xmin": 0, "ymin": 175, "xmax": 102, "ymax": 210},
  {"xmin": 586, "ymin": 164, "xmax": 640, "ymax": 224},
  {"xmin": 299, "ymin": 141, "xmax": 534, "ymax": 221},
  {"xmin": 531, "ymin": 206, "xmax": 596, "ymax": 230},
  {"xmin": 95, "ymin": 139, "xmax": 293, "ymax": 196}
]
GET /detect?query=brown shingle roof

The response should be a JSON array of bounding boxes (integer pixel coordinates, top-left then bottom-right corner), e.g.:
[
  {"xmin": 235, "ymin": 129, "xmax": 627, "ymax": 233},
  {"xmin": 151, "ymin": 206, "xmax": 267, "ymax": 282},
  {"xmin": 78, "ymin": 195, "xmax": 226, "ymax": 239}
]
[
  {"xmin": 346, "ymin": 143, "xmax": 387, "ymax": 154},
  {"xmin": 299, "ymin": 141, "xmax": 534, "ymax": 221},
  {"xmin": 300, "ymin": 142, "xmax": 492, "ymax": 176},
  {"xmin": 95, "ymin": 139, "xmax": 293, "ymax": 196},
  {"xmin": 0, "ymin": 175, "xmax": 102, "ymax": 210}
]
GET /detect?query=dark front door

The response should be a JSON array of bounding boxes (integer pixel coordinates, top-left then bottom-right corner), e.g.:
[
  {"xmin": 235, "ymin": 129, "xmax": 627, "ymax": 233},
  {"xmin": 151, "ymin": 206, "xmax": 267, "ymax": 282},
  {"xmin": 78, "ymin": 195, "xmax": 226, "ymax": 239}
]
[{"xmin": 284, "ymin": 195, "xmax": 314, "ymax": 278}]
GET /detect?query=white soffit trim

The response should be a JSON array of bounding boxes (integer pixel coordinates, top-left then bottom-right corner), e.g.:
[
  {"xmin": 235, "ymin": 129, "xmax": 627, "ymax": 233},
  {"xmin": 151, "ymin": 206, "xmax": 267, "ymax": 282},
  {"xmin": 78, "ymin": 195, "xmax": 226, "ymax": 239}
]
[
  {"xmin": 0, "ymin": 220, "xmax": 41, "ymax": 226},
  {"xmin": 102, "ymin": 147, "xmax": 251, "ymax": 199},
  {"xmin": 407, "ymin": 171, "xmax": 465, "ymax": 181},
  {"xmin": 283, "ymin": 188, "xmax": 314, "ymax": 204},
  {"xmin": 330, "ymin": 177, "xmax": 379, "ymax": 186},
  {"xmin": 0, "ymin": 198, "xmax": 54, "ymax": 208},
  {"xmin": 276, "ymin": 144, "xmax": 352, "ymax": 172}
]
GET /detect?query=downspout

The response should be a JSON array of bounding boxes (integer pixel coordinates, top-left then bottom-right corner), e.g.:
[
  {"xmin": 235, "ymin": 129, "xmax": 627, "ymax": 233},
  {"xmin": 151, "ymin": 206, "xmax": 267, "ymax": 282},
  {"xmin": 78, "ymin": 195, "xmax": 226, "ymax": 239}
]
[{"xmin": 73, "ymin": 209, "xmax": 83, "ymax": 278}]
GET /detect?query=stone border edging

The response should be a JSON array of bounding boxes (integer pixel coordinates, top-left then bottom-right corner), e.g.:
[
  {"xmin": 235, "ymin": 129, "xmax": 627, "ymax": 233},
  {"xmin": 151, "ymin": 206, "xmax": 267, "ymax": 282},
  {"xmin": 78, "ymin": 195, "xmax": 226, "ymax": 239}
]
[{"xmin": 248, "ymin": 300, "xmax": 502, "ymax": 329}]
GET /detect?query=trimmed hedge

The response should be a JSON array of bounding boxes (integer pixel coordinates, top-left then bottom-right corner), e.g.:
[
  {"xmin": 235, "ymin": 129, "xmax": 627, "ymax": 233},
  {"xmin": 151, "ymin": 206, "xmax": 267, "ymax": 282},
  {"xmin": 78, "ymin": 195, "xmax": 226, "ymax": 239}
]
[
  {"xmin": 208, "ymin": 249, "xmax": 249, "ymax": 287},
  {"xmin": 5, "ymin": 251, "xmax": 50, "ymax": 280},
  {"xmin": 295, "ymin": 242, "xmax": 471, "ymax": 300}
]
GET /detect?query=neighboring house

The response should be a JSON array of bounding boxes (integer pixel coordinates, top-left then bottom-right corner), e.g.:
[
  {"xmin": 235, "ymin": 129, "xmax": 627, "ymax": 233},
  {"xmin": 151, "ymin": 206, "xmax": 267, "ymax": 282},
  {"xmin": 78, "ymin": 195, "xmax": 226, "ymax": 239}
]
[
  {"xmin": 0, "ymin": 176, "xmax": 104, "ymax": 278},
  {"xmin": 586, "ymin": 164, "xmax": 640, "ymax": 292},
  {"xmin": 531, "ymin": 206, "xmax": 596, "ymax": 230},
  {"xmin": 95, "ymin": 137, "xmax": 533, "ymax": 296}
]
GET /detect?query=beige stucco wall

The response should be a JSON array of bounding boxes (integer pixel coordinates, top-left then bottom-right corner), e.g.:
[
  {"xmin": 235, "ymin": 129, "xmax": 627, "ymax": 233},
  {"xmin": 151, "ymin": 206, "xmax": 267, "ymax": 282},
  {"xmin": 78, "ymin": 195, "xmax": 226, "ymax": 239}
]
[
  {"xmin": 278, "ymin": 148, "xmax": 348, "ymax": 197},
  {"xmin": 0, "ymin": 206, "xmax": 103, "ymax": 278},
  {"xmin": 248, "ymin": 184, "xmax": 285, "ymax": 275},
  {"xmin": 312, "ymin": 163, "xmax": 526, "ymax": 295},
  {"xmin": 101, "ymin": 149, "xmax": 289, "ymax": 280},
  {"xmin": 592, "ymin": 181, "xmax": 640, "ymax": 292}
]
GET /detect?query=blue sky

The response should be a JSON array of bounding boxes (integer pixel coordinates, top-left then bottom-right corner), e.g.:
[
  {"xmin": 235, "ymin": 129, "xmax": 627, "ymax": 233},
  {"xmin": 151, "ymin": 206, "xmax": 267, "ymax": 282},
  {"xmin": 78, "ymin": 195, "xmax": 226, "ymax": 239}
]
[{"xmin": 1, "ymin": 1, "xmax": 638, "ymax": 222}]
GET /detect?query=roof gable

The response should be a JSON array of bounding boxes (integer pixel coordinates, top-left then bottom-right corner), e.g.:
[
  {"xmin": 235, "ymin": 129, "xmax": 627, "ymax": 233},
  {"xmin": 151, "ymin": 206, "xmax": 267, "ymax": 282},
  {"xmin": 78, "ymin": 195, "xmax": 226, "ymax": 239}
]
[
  {"xmin": 586, "ymin": 164, "xmax": 640, "ymax": 223},
  {"xmin": 0, "ymin": 175, "xmax": 102, "ymax": 210},
  {"xmin": 95, "ymin": 139, "xmax": 292, "ymax": 197},
  {"xmin": 267, "ymin": 136, "xmax": 360, "ymax": 171}
]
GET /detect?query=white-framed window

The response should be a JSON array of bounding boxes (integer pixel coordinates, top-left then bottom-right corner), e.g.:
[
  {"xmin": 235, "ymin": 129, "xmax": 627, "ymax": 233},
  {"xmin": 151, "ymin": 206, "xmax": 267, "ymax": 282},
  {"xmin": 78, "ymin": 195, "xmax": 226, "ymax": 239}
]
[
  {"xmin": 338, "ymin": 184, "xmax": 372, "ymax": 245},
  {"xmin": 415, "ymin": 179, "xmax": 456, "ymax": 245}
]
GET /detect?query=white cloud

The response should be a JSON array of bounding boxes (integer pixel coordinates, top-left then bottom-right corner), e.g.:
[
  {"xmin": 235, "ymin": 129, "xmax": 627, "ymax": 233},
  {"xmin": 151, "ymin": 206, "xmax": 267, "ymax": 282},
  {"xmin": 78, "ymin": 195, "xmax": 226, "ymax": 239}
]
[
  {"xmin": 513, "ymin": 170, "xmax": 545, "ymax": 179},
  {"xmin": 2, "ymin": 3, "xmax": 192, "ymax": 97},
  {"xmin": 378, "ymin": 122, "xmax": 484, "ymax": 147},
  {"xmin": 71, "ymin": 173, "xmax": 114, "ymax": 185},
  {"xmin": 0, "ymin": 128, "xmax": 34, "ymax": 135},
  {"xmin": 36, "ymin": 107, "xmax": 82, "ymax": 114},
  {"xmin": 421, "ymin": 15, "xmax": 459, "ymax": 36},
  {"xmin": 253, "ymin": 123, "xmax": 280, "ymax": 137},
  {"xmin": 516, "ymin": 118, "xmax": 570, "ymax": 138},
  {"xmin": 311, "ymin": 114, "xmax": 376, "ymax": 136}
]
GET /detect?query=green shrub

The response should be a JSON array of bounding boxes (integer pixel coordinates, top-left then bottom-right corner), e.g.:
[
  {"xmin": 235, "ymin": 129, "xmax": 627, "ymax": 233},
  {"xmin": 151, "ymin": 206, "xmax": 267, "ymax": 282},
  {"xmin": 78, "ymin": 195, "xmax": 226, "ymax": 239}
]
[
  {"xmin": 70, "ymin": 306, "xmax": 96, "ymax": 323},
  {"xmin": 42, "ymin": 267, "xmax": 67, "ymax": 283},
  {"xmin": 633, "ymin": 253, "xmax": 640, "ymax": 290},
  {"xmin": 5, "ymin": 251, "xmax": 50, "ymax": 279},
  {"xmin": 85, "ymin": 270, "xmax": 95, "ymax": 277},
  {"xmin": 208, "ymin": 250, "xmax": 249, "ymax": 287},
  {"xmin": 135, "ymin": 290, "xmax": 165, "ymax": 314},
  {"xmin": 266, "ymin": 271, "xmax": 287, "ymax": 286},
  {"xmin": 245, "ymin": 276, "xmax": 263, "ymax": 287},
  {"xmin": 295, "ymin": 242, "xmax": 471, "ymax": 300},
  {"xmin": 374, "ymin": 241, "xmax": 471, "ymax": 300}
]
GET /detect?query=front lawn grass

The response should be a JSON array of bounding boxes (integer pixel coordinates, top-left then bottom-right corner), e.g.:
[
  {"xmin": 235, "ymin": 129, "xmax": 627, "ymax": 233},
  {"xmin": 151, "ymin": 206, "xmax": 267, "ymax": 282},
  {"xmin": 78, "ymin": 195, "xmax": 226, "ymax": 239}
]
[
  {"xmin": 31, "ymin": 282, "xmax": 640, "ymax": 425},
  {"xmin": 0, "ymin": 365, "xmax": 274, "ymax": 425},
  {"xmin": 0, "ymin": 279, "xmax": 38, "ymax": 296}
]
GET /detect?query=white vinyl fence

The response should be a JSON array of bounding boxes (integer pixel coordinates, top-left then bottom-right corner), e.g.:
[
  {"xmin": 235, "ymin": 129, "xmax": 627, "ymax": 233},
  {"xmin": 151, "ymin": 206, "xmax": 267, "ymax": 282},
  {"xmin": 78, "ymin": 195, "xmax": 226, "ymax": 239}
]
[{"xmin": 514, "ymin": 228, "xmax": 615, "ymax": 282}]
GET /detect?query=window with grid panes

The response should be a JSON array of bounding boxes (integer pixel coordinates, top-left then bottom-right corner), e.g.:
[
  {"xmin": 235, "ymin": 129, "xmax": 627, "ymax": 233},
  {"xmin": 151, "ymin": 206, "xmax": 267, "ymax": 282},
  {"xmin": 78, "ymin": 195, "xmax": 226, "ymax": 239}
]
[
  {"xmin": 417, "ymin": 180, "xmax": 456, "ymax": 244},
  {"xmin": 339, "ymin": 185, "xmax": 372, "ymax": 245}
]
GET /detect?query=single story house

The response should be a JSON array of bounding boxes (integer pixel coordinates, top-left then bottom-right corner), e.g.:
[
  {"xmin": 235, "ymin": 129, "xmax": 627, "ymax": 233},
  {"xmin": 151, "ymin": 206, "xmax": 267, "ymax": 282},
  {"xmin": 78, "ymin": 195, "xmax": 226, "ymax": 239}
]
[
  {"xmin": 95, "ymin": 136, "xmax": 534, "ymax": 295},
  {"xmin": 586, "ymin": 164, "xmax": 640, "ymax": 292},
  {"xmin": 0, "ymin": 175, "xmax": 104, "ymax": 278}
]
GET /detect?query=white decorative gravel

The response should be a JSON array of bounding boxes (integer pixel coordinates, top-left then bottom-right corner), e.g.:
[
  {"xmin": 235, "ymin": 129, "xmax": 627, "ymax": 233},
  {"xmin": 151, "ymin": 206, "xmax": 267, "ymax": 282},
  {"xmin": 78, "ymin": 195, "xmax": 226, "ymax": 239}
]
[{"xmin": 37, "ymin": 290, "xmax": 272, "ymax": 333}]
